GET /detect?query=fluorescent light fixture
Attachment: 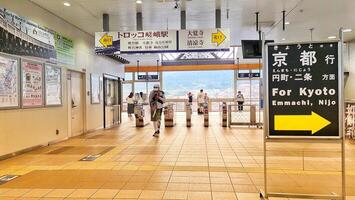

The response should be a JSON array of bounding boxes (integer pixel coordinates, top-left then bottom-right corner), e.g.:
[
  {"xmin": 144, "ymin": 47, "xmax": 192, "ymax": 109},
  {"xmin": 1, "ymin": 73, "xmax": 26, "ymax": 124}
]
[
  {"xmin": 136, "ymin": 0, "xmax": 142, "ymax": 4},
  {"xmin": 281, "ymin": 38, "xmax": 286, "ymax": 41},
  {"xmin": 285, "ymin": 21, "xmax": 290, "ymax": 25},
  {"xmin": 343, "ymin": 28, "xmax": 352, "ymax": 32},
  {"xmin": 63, "ymin": 2, "xmax": 71, "ymax": 6},
  {"xmin": 328, "ymin": 36, "xmax": 336, "ymax": 39}
]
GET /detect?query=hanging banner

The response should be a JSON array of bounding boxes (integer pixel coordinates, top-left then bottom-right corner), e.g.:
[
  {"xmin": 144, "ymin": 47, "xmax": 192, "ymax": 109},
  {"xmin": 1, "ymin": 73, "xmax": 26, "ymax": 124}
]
[
  {"xmin": 0, "ymin": 54, "xmax": 19, "ymax": 108},
  {"xmin": 119, "ymin": 30, "xmax": 177, "ymax": 53},
  {"xmin": 178, "ymin": 28, "xmax": 230, "ymax": 51},
  {"xmin": 45, "ymin": 64, "xmax": 62, "ymax": 106},
  {"xmin": 54, "ymin": 32, "xmax": 75, "ymax": 66},
  {"xmin": 95, "ymin": 32, "xmax": 120, "ymax": 55},
  {"xmin": 266, "ymin": 42, "xmax": 340, "ymax": 138},
  {"xmin": 21, "ymin": 60, "xmax": 44, "ymax": 107}
]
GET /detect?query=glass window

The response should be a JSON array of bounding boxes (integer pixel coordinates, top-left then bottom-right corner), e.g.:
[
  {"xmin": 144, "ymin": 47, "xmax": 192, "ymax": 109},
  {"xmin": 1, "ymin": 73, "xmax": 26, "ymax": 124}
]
[
  {"xmin": 163, "ymin": 70, "xmax": 234, "ymax": 99},
  {"xmin": 125, "ymin": 72, "xmax": 133, "ymax": 81},
  {"xmin": 236, "ymin": 79, "xmax": 260, "ymax": 105},
  {"xmin": 134, "ymin": 82, "xmax": 147, "ymax": 94}
]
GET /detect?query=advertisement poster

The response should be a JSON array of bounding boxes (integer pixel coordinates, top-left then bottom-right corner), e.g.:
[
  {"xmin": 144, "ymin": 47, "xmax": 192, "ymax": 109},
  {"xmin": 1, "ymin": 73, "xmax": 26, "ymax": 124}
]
[
  {"xmin": 45, "ymin": 65, "xmax": 62, "ymax": 106},
  {"xmin": 90, "ymin": 74, "xmax": 100, "ymax": 104},
  {"xmin": 178, "ymin": 28, "xmax": 230, "ymax": 51},
  {"xmin": 119, "ymin": 30, "xmax": 177, "ymax": 53},
  {"xmin": 54, "ymin": 32, "xmax": 75, "ymax": 66},
  {"xmin": 22, "ymin": 61, "xmax": 43, "ymax": 107},
  {"xmin": 0, "ymin": 54, "xmax": 19, "ymax": 108}
]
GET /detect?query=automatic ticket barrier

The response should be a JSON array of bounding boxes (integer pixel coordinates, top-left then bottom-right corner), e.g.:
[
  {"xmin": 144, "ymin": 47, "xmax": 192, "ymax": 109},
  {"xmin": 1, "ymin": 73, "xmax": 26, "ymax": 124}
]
[
  {"xmin": 221, "ymin": 102, "xmax": 228, "ymax": 127},
  {"xmin": 186, "ymin": 103, "xmax": 192, "ymax": 127},
  {"xmin": 203, "ymin": 103, "xmax": 209, "ymax": 127},
  {"xmin": 134, "ymin": 104, "xmax": 149, "ymax": 127},
  {"xmin": 164, "ymin": 103, "xmax": 176, "ymax": 127}
]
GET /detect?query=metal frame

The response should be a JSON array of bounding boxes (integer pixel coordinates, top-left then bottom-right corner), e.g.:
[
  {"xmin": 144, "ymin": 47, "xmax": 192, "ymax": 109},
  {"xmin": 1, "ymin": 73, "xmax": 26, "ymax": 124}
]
[
  {"xmin": 20, "ymin": 58, "xmax": 45, "ymax": 108},
  {"xmin": 44, "ymin": 64, "xmax": 63, "ymax": 107},
  {"xmin": 0, "ymin": 52, "xmax": 21, "ymax": 109},
  {"xmin": 227, "ymin": 104, "xmax": 261, "ymax": 127},
  {"xmin": 260, "ymin": 29, "xmax": 346, "ymax": 200}
]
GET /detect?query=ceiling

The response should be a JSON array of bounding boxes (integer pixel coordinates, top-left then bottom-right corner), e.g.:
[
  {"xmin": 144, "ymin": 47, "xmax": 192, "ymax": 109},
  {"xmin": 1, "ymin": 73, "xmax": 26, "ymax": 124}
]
[{"xmin": 29, "ymin": 0, "xmax": 355, "ymax": 44}]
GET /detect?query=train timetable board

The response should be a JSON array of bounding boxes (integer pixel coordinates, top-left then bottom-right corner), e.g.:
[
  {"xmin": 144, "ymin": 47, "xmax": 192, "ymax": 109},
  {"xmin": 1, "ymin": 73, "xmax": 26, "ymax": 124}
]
[{"xmin": 266, "ymin": 41, "xmax": 340, "ymax": 138}]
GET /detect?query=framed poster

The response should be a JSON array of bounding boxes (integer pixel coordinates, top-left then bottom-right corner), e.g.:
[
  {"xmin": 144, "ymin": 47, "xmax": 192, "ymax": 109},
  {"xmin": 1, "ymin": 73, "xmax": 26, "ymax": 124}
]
[
  {"xmin": 45, "ymin": 64, "xmax": 62, "ymax": 106},
  {"xmin": 21, "ymin": 60, "xmax": 44, "ymax": 108},
  {"xmin": 90, "ymin": 74, "xmax": 101, "ymax": 104},
  {"xmin": 0, "ymin": 54, "xmax": 20, "ymax": 109}
]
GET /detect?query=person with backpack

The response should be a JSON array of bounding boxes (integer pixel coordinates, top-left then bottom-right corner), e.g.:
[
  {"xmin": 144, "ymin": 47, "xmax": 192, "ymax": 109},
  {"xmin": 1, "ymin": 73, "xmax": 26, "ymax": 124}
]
[
  {"xmin": 236, "ymin": 91, "xmax": 245, "ymax": 111},
  {"xmin": 149, "ymin": 84, "xmax": 166, "ymax": 137}
]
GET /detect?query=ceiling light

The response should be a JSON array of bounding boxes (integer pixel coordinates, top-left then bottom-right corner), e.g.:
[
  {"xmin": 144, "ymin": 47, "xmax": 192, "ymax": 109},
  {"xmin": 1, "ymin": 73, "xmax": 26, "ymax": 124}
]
[
  {"xmin": 136, "ymin": 0, "xmax": 142, "ymax": 4},
  {"xmin": 63, "ymin": 2, "xmax": 71, "ymax": 6},
  {"xmin": 328, "ymin": 36, "xmax": 336, "ymax": 39},
  {"xmin": 281, "ymin": 38, "xmax": 286, "ymax": 41},
  {"xmin": 285, "ymin": 21, "xmax": 290, "ymax": 25},
  {"xmin": 343, "ymin": 28, "xmax": 352, "ymax": 32}
]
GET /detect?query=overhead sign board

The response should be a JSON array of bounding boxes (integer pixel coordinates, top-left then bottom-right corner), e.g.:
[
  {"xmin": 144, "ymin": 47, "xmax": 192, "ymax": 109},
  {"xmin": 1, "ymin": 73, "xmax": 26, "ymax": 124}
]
[
  {"xmin": 137, "ymin": 74, "xmax": 159, "ymax": 81},
  {"xmin": 119, "ymin": 30, "xmax": 177, "ymax": 53},
  {"xmin": 95, "ymin": 32, "xmax": 120, "ymax": 55},
  {"xmin": 178, "ymin": 28, "xmax": 230, "ymax": 51},
  {"xmin": 266, "ymin": 41, "xmax": 340, "ymax": 138}
]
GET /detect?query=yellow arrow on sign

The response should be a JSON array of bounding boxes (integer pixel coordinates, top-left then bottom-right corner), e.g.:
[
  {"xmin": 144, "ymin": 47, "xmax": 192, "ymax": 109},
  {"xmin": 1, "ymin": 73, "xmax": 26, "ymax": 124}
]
[
  {"xmin": 99, "ymin": 33, "xmax": 113, "ymax": 48},
  {"xmin": 274, "ymin": 111, "xmax": 331, "ymax": 134},
  {"xmin": 212, "ymin": 29, "xmax": 226, "ymax": 46}
]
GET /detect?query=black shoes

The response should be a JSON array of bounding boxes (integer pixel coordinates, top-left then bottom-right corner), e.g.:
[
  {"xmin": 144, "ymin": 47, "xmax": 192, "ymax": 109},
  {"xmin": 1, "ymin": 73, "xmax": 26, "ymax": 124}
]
[{"xmin": 153, "ymin": 130, "xmax": 160, "ymax": 137}]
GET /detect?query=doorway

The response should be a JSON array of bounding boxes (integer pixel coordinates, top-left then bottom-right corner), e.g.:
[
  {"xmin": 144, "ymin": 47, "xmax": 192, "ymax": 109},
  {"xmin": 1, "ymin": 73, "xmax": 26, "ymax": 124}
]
[
  {"xmin": 67, "ymin": 70, "xmax": 85, "ymax": 137},
  {"xmin": 103, "ymin": 74, "xmax": 122, "ymax": 128}
]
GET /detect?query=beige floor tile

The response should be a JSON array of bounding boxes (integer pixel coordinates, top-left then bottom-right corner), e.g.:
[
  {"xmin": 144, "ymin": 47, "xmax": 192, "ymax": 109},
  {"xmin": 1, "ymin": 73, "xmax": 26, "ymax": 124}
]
[
  {"xmin": 67, "ymin": 189, "xmax": 98, "ymax": 198},
  {"xmin": 187, "ymin": 191, "xmax": 212, "ymax": 200},
  {"xmin": 0, "ymin": 189, "xmax": 31, "ymax": 197},
  {"xmin": 115, "ymin": 189, "xmax": 142, "ymax": 199},
  {"xmin": 22, "ymin": 189, "xmax": 53, "ymax": 197},
  {"xmin": 163, "ymin": 191, "xmax": 188, "ymax": 200},
  {"xmin": 212, "ymin": 192, "xmax": 237, "ymax": 200},
  {"xmin": 139, "ymin": 190, "xmax": 165, "ymax": 199},
  {"xmin": 236, "ymin": 192, "xmax": 260, "ymax": 200},
  {"xmin": 44, "ymin": 189, "xmax": 75, "ymax": 198},
  {"xmin": 91, "ymin": 189, "xmax": 119, "ymax": 199}
]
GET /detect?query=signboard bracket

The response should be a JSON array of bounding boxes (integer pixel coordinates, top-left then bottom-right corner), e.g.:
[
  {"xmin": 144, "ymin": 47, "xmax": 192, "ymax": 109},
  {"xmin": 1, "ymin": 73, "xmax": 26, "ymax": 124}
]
[{"xmin": 260, "ymin": 30, "xmax": 346, "ymax": 200}]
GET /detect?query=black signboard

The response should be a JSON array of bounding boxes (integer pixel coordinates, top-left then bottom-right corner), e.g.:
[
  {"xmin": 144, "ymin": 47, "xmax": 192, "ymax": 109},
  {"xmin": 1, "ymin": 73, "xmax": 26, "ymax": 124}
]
[
  {"xmin": 238, "ymin": 72, "xmax": 260, "ymax": 78},
  {"xmin": 267, "ymin": 42, "xmax": 340, "ymax": 138},
  {"xmin": 138, "ymin": 74, "xmax": 159, "ymax": 81}
]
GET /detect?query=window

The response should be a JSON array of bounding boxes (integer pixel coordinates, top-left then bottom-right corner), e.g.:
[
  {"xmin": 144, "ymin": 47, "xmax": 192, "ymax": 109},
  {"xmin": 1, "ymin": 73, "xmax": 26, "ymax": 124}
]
[
  {"xmin": 122, "ymin": 83, "xmax": 133, "ymax": 101},
  {"xmin": 236, "ymin": 79, "xmax": 260, "ymax": 105},
  {"xmin": 125, "ymin": 72, "xmax": 133, "ymax": 81},
  {"xmin": 163, "ymin": 70, "xmax": 234, "ymax": 99}
]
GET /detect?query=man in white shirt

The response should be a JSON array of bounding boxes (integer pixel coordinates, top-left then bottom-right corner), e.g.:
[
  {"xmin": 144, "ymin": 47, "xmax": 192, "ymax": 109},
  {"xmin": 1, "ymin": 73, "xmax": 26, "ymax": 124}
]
[
  {"xmin": 149, "ymin": 84, "xmax": 166, "ymax": 137},
  {"xmin": 197, "ymin": 89, "xmax": 204, "ymax": 114}
]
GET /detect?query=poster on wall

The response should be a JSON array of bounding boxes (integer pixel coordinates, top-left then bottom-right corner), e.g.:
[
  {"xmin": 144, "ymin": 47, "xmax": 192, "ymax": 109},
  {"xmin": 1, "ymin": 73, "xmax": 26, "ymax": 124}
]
[
  {"xmin": 90, "ymin": 74, "xmax": 100, "ymax": 104},
  {"xmin": 21, "ymin": 60, "xmax": 44, "ymax": 107},
  {"xmin": 45, "ymin": 64, "xmax": 62, "ymax": 106},
  {"xmin": 54, "ymin": 32, "xmax": 75, "ymax": 66},
  {"xmin": 0, "ymin": 54, "xmax": 19, "ymax": 108}
]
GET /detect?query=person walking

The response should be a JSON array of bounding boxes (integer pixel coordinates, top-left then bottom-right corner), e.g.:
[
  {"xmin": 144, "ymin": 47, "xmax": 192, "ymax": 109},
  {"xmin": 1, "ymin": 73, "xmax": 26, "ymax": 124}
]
[
  {"xmin": 149, "ymin": 84, "xmax": 166, "ymax": 137},
  {"xmin": 236, "ymin": 91, "xmax": 245, "ymax": 111},
  {"xmin": 187, "ymin": 92, "xmax": 193, "ymax": 106},
  {"xmin": 126, "ymin": 92, "xmax": 135, "ymax": 117},
  {"xmin": 197, "ymin": 89, "xmax": 204, "ymax": 114}
]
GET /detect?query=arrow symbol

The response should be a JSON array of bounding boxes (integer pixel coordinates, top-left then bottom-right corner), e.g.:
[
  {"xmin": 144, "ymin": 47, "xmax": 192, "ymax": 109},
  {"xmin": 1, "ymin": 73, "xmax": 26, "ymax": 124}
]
[
  {"xmin": 212, "ymin": 29, "xmax": 226, "ymax": 46},
  {"xmin": 99, "ymin": 33, "xmax": 113, "ymax": 48},
  {"xmin": 274, "ymin": 111, "xmax": 331, "ymax": 134}
]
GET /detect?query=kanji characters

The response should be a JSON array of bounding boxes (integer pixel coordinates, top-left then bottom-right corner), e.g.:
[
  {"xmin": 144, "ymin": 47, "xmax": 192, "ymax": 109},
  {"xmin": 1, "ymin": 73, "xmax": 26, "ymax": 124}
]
[
  {"xmin": 300, "ymin": 50, "xmax": 317, "ymax": 66},
  {"xmin": 272, "ymin": 52, "xmax": 288, "ymax": 67}
]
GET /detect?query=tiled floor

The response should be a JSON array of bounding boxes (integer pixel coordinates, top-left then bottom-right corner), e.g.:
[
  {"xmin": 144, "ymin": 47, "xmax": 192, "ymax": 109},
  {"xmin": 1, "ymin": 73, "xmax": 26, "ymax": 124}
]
[{"xmin": 0, "ymin": 112, "xmax": 354, "ymax": 199}]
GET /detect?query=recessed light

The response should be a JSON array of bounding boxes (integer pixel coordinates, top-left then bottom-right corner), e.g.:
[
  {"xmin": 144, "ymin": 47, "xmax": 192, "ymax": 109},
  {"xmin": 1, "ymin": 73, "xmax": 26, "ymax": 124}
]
[
  {"xmin": 63, "ymin": 2, "xmax": 71, "ymax": 6},
  {"xmin": 136, "ymin": 0, "xmax": 142, "ymax": 4},
  {"xmin": 282, "ymin": 38, "xmax": 286, "ymax": 41},
  {"xmin": 343, "ymin": 28, "xmax": 352, "ymax": 33},
  {"xmin": 328, "ymin": 36, "xmax": 336, "ymax": 39},
  {"xmin": 285, "ymin": 21, "xmax": 290, "ymax": 25}
]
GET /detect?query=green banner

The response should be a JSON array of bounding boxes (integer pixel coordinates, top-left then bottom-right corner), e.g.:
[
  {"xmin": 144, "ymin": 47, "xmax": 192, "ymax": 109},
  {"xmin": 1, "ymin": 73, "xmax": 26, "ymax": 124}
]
[{"xmin": 54, "ymin": 32, "xmax": 75, "ymax": 66}]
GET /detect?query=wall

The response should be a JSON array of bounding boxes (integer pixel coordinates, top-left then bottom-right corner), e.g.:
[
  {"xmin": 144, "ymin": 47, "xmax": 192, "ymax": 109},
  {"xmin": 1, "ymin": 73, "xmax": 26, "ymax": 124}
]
[
  {"xmin": 345, "ymin": 41, "xmax": 355, "ymax": 100},
  {"xmin": 0, "ymin": 0, "xmax": 124, "ymax": 156}
]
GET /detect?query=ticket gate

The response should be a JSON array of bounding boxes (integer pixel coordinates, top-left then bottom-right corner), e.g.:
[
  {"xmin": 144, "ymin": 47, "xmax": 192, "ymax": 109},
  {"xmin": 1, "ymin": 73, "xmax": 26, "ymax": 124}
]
[
  {"xmin": 186, "ymin": 103, "xmax": 192, "ymax": 127},
  {"xmin": 164, "ymin": 104, "xmax": 176, "ymax": 127},
  {"xmin": 203, "ymin": 103, "xmax": 209, "ymax": 127},
  {"xmin": 134, "ymin": 104, "xmax": 149, "ymax": 127},
  {"xmin": 221, "ymin": 102, "xmax": 228, "ymax": 127}
]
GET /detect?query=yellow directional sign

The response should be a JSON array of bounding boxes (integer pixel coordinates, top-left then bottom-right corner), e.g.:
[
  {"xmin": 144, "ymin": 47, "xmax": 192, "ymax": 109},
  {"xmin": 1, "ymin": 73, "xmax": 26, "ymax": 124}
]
[
  {"xmin": 99, "ymin": 33, "xmax": 113, "ymax": 48},
  {"xmin": 274, "ymin": 111, "xmax": 331, "ymax": 134},
  {"xmin": 212, "ymin": 29, "xmax": 226, "ymax": 46}
]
